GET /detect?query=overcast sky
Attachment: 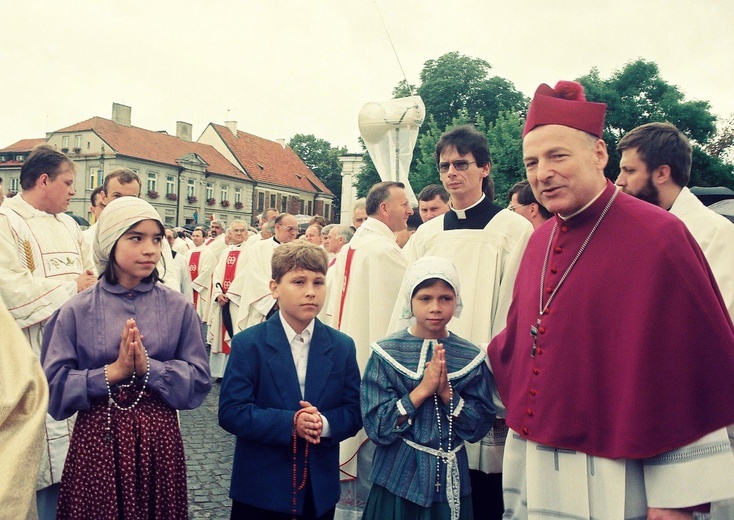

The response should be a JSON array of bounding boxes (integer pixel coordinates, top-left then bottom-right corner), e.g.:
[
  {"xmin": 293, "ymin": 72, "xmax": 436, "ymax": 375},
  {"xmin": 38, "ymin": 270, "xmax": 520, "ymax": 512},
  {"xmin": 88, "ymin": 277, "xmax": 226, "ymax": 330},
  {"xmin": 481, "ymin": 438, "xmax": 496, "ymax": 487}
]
[{"xmin": 1, "ymin": 1, "xmax": 732, "ymax": 153}]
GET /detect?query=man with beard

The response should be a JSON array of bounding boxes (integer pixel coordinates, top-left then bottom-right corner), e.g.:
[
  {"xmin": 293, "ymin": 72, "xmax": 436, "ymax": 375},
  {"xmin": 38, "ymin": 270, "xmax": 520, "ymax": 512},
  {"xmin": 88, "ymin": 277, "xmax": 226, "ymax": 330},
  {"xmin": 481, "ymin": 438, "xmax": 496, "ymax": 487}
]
[
  {"xmin": 617, "ymin": 122, "xmax": 734, "ymax": 520},
  {"xmin": 616, "ymin": 122, "xmax": 734, "ymax": 317}
]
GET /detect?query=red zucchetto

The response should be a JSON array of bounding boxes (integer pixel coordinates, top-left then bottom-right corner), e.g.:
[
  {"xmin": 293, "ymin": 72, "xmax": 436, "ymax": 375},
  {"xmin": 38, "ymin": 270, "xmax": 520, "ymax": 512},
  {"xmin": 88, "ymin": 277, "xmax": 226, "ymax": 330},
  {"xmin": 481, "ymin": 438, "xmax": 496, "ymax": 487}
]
[{"xmin": 522, "ymin": 81, "xmax": 607, "ymax": 138}]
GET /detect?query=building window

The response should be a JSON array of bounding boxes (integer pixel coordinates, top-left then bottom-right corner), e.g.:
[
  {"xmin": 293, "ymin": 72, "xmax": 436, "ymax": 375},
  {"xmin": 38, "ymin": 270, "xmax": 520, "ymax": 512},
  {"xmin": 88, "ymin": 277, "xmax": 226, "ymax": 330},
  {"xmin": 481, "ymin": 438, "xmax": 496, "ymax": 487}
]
[
  {"xmin": 281, "ymin": 196, "xmax": 287, "ymax": 213},
  {"xmin": 324, "ymin": 204, "xmax": 330, "ymax": 221},
  {"xmin": 187, "ymin": 179, "xmax": 196, "ymax": 198},
  {"xmin": 0, "ymin": 155, "xmax": 6, "ymax": 162},
  {"xmin": 10, "ymin": 177, "xmax": 19, "ymax": 191},
  {"xmin": 221, "ymin": 185, "xmax": 229, "ymax": 202},
  {"xmin": 166, "ymin": 175, "xmax": 175, "ymax": 195},
  {"xmin": 257, "ymin": 192, "xmax": 264, "ymax": 211},
  {"xmin": 74, "ymin": 135, "xmax": 82, "ymax": 149},
  {"xmin": 307, "ymin": 201, "xmax": 313, "ymax": 214},
  {"xmin": 88, "ymin": 167, "xmax": 103, "ymax": 189},
  {"xmin": 234, "ymin": 188, "xmax": 242, "ymax": 204},
  {"xmin": 15, "ymin": 155, "xmax": 24, "ymax": 162},
  {"xmin": 147, "ymin": 172, "xmax": 158, "ymax": 192},
  {"xmin": 206, "ymin": 182, "xmax": 213, "ymax": 200},
  {"xmin": 269, "ymin": 194, "xmax": 276, "ymax": 208},
  {"xmin": 62, "ymin": 136, "xmax": 69, "ymax": 149}
]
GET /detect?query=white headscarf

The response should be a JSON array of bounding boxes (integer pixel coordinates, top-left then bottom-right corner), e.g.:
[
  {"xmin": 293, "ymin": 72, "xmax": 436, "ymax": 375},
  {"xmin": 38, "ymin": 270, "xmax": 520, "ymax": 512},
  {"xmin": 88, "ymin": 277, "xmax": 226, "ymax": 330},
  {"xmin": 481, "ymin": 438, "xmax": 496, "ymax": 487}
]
[
  {"xmin": 94, "ymin": 197, "xmax": 163, "ymax": 273},
  {"xmin": 395, "ymin": 256, "xmax": 463, "ymax": 328}
]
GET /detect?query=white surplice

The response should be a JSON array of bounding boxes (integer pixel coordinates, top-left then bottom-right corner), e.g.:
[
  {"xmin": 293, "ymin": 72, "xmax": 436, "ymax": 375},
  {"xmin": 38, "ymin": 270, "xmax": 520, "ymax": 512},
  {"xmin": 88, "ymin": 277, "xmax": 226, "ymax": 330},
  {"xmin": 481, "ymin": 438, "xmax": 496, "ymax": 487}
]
[
  {"xmin": 325, "ymin": 217, "xmax": 408, "ymax": 519},
  {"xmin": 229, "ymin": 237, "xmax": 279, "ymax": 332},
  {"xmin": 207, "ymin": 242, "xmax": 247, "ymax": 377},
  {"xmin": 0, "ymin": 194, "xmax": 94, "ymax": 490},
  {"xmin": 186, "ymin": 245, "xmax": 218, "ymax": 323},
  {"xmin": 389, "ymin": 208, "xmax": 532, "ymax": 475}
]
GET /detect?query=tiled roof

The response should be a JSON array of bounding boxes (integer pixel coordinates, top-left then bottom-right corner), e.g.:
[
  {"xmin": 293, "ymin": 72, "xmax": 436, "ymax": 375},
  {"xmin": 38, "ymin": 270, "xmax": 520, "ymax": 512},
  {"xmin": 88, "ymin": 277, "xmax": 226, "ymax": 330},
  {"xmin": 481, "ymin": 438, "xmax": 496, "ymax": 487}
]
[
  {"xmin": 55, "ymin": 117, "xmax": 246, "ymax": 180},
  {"xmin": 0, "ymin": 138, "xmax": 47, "ymax": 153},
  {"xmin": 208, "ymin": 123, "xmax": 332, "ymax": 196}
]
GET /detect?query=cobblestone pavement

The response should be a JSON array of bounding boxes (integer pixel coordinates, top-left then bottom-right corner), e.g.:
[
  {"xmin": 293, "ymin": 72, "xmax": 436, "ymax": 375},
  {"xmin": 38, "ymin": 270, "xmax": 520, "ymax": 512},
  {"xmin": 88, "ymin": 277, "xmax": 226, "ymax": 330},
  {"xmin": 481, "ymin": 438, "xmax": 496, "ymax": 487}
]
[{"xmin": 180, "ymin": 382, "xmax": 234, "ymax": 519}]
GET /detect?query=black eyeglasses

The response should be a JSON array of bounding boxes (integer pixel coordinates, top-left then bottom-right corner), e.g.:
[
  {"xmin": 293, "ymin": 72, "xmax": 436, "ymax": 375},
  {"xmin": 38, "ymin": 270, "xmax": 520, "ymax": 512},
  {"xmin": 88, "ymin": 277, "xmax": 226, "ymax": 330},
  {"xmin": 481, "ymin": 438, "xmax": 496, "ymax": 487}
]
[
  {"xmin": 437, "ymin": 160, "xmax": 476, "ymax": 174},
  {"xmin": 282, "ymin": 225, "xmax": 298, "ymax": 232}
]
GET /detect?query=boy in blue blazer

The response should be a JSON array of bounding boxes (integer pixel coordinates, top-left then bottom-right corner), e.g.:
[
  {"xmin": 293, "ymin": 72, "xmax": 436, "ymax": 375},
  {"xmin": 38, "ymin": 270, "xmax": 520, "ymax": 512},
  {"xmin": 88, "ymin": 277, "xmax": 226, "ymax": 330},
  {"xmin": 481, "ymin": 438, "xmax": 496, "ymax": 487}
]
[{"xmin": 219, "ymin": 241, "xmax": 362, "ymax": 520}]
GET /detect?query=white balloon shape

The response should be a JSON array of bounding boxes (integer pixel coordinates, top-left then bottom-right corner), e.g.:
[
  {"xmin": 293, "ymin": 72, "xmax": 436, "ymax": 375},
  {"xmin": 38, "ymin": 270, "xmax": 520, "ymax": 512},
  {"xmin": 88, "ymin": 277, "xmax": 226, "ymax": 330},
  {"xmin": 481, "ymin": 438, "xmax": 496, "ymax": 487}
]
[{"xmin": 358, "ymin": 95, "xmax": 425, "ymax": 205}]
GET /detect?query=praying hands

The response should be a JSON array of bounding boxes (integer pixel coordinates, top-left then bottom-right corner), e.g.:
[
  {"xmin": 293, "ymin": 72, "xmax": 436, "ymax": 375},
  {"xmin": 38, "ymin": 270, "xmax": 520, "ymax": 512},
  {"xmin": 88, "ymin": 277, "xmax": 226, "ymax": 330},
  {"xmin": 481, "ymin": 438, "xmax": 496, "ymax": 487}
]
[{"xmin": 295, "ymin": 400, "xmax": 323, "ymax": 444}]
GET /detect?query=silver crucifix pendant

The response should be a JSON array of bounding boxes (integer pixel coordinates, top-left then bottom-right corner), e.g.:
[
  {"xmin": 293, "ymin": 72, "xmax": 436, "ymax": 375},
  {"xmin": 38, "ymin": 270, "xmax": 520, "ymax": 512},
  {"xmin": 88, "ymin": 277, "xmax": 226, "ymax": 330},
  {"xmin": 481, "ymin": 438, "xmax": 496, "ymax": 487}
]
[{"xmin": 530, "ymin": 318, "xmax": 540, "ymax": 358}]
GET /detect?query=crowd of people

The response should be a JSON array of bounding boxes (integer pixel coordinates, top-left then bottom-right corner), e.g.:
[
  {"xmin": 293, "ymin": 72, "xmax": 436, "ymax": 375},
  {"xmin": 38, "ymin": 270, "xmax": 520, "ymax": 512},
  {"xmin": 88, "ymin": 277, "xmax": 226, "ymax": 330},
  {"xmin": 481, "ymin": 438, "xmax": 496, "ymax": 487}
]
[{"xmin": 1, "ymin": 79, "xmax": 733, "ymax": 520}]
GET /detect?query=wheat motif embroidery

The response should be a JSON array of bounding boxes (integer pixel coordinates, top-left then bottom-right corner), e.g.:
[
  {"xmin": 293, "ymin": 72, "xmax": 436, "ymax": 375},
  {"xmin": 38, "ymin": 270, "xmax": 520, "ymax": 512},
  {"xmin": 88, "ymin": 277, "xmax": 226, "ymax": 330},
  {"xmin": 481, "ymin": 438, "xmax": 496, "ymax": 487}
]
[{"xmin": 21, "ymin": 239, "xmax": 36, "ymax": 272}]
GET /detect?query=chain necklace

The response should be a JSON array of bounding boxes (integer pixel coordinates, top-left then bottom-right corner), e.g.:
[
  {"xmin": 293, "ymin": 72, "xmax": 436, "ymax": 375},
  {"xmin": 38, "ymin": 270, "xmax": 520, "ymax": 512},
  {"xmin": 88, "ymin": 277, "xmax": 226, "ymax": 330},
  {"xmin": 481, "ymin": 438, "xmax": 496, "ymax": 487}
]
[
  {"xmin": 530, "ymin": 188, "xmax": 619, "ymax": 357},
  {"xmin": 433, "ymin": 381, "xmax": 454, "ymax": 493}
]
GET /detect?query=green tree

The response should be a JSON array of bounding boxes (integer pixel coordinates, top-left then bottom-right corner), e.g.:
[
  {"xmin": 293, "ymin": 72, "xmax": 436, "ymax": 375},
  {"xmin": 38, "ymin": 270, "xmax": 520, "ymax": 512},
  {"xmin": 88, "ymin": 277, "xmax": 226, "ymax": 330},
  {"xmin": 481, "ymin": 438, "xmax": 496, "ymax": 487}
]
[
  {"xmin": 577, "ymin": 59, "xmax": 722, "ymax": 182},
  {"xmin": 417, "ymin": 52, "xmax": 527, "ymax": 132},
  {"xmin": 354, "ymin": 138, "xmax": 381, "ymax": 199},
  {"xmin": 288, "ymin": 134, "xmax": 347, "ymax": 218},
  {"xmin": 486, "ymin": 110, "xmax": 525, "ymax": 203}
]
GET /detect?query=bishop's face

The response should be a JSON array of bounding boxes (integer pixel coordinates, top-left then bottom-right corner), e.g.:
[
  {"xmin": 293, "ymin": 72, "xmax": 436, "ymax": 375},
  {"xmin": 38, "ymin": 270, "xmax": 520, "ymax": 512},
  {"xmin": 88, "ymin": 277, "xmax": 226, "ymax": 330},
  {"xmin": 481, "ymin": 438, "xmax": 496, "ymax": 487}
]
[{"xmin": 523, "ymin": 124, "xmax": 608, "ymax": 217}]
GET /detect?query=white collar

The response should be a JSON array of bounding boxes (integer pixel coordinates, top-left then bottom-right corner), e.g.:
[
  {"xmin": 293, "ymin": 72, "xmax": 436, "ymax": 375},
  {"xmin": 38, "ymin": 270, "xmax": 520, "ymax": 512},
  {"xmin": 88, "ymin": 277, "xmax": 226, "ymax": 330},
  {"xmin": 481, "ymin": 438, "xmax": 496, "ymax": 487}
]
[
  {"xmin": 278, "ymin": 313, "xmax": 315, "ymax": 343},
  {"xmin": 450, "ymin": 194, "xmax": 485, "ymax": 220}
]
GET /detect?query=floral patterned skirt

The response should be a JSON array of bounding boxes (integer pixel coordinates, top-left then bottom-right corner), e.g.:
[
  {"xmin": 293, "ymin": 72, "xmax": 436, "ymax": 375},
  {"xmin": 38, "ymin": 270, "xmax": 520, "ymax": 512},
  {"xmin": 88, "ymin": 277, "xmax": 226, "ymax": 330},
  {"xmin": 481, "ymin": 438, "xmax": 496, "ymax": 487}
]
[{"xmin": 57, "ymin": 387, "xmax": 188, "ymax": 520}]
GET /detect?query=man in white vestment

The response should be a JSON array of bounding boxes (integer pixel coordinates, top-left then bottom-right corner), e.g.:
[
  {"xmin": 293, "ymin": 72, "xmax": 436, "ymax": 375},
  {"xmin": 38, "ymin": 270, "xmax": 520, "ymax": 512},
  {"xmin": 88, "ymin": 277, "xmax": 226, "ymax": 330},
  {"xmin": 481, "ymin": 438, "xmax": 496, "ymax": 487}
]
[
  {"xmin": 0, "ymin": 144, "xmax": 97, "ymax": 519},
  {"xmin": 388, "ymin": 125, "xmax": 532, "ymax": 519},
  {"xmin": 164, "ymin": 227, "xmax": 193, "ymax": 299},
  {"xmin": 246, "ymin": 207, "xmax": 278, "ymax": 245},
  {"xmin": 230, "ymin": 213, "xmax": 299, "ymax": 331},
  {"xmin": 617, "ymin": 122, "xmax": 734, "ymax": 519},
  {"xmin": 207, "ymin": 220, "xmax": 249, "ymax": 378},
  {"xmin": 81, "ymin": 185, "xmax": 105, "ymax": 251},
  {"xmin": 186, "ymin": 227, "xmax": 218, "ymax": 338},
  {"xmin": 351, "ymin": 197, "xmax": 367, "ymax": 229},
  {"xmin": 317, "ymin": 224, "xmax": 354, "ymax": 322},
  {"xmin": 0, "ymin": 300, "xmax": 49, "ymax": 520},
  {"xmin": 326, "ymin": 181, "xmax": 413, "ymax": 519}
]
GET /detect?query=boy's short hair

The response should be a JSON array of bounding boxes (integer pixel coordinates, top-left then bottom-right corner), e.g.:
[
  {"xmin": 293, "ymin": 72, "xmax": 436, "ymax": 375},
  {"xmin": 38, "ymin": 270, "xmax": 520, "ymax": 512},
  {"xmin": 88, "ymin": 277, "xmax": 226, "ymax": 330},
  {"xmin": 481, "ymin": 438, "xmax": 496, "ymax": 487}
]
[{"xmin": 271, "ymin": 241, "xmax": 328, "ymax": 283}]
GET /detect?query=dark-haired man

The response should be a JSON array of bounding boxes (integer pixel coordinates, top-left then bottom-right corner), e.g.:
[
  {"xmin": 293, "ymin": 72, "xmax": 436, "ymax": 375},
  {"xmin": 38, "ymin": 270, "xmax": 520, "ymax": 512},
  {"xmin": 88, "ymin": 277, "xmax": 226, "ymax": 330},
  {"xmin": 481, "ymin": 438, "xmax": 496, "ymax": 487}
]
[
  {"xmin": 616, "ymin": 122, "xmax": 734, "ymax": 318},
  {"xmin": 417, "ymin": 183, "xmax": 450, "ymax": 222},
  {"xmin": 507, "ymin": 179, "xmax": 552, "ymax": 229},
  {"xmin": 392, "ymin": 125, "xmax": 532, "ymax": 519},
  {"xmin": 0, "ymin": 144, "xmax": 96, "ymax": 518},
  {"xmin": 490, "ymin": 82, "xmax": 734, "ymax": 518}
]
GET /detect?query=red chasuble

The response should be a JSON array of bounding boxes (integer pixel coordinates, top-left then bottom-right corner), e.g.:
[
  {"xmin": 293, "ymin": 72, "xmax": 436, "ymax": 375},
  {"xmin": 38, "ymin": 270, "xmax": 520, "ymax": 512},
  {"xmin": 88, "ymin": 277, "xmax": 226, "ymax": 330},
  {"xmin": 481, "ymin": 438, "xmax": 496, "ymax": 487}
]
[
  {"xmin": 220, "ymin": 249, "xmax": 241, "ymax": 354},
  {"xmin": 188, "ymin": 251, "xmax": 201, "ymax": 308},
  {"xmin": 489, "ymin": 181, "xmax": 734, "ymax": 459}
]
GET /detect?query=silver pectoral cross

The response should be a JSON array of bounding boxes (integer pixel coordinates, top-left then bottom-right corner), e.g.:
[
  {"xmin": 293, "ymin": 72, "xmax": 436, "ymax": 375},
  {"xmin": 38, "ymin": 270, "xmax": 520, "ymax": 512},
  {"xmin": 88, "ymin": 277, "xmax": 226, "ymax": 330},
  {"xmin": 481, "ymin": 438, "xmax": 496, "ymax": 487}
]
[{"xmin": 530, "ymin": 318, "xmax": 541, "ymax": 358}]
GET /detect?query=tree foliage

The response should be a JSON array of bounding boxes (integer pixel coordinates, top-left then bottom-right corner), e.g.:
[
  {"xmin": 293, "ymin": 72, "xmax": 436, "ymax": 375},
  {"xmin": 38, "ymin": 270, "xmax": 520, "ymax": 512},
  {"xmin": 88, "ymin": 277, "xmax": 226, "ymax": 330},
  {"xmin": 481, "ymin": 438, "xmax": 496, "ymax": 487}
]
[
  {"xmin": 356, "ymin": 54, "xmax": 733, "ymax": 202},
  {"xmin": 577, "ymin": 59, "xmax": 729, "ymax": 186},
  {"xmin": 288, "ymin": 134, "xmax": 347, "ymax": 218}
]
